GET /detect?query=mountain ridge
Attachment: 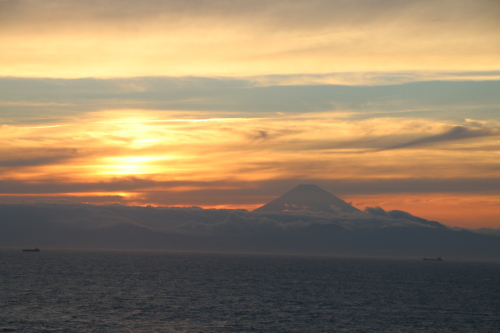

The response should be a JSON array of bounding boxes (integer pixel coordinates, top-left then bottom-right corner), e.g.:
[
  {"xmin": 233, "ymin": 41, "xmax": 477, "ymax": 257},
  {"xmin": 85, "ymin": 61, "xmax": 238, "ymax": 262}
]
[
  {"xmin": 1, "ymin": 185, "xmax": 499, "ymax": 259},
  {"xmin": 253, "ymin": 184, "xmax": 360, "ymax": 214}
]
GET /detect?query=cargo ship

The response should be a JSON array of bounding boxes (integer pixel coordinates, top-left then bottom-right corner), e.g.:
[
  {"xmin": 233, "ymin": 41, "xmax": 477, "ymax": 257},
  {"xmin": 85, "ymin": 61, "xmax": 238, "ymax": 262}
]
[
  {"xmin": 423, "ymin": 257, "xmax": 443, "ymax": 261},
  {"xmin": 22, "ymin": 248, "xmax": 40, "ymax": 252}
]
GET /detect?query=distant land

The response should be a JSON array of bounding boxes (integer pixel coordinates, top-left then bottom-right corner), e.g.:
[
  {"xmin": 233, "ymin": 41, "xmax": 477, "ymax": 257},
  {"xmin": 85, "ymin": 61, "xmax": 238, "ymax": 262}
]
[{"xmin": 1, "ymin": 184, "xmax": 499, "ymax": 260}]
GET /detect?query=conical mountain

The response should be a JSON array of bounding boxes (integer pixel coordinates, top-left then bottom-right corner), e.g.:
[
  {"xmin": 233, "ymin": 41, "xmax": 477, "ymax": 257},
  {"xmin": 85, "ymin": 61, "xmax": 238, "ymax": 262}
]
[{"xmin": 254, "ymin": 184, "xmax": 360, "ymax": 214}]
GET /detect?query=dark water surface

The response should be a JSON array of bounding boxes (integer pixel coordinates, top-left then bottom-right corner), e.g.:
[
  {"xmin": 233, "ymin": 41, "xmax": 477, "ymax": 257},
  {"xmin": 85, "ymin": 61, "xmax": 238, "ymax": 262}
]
[{"xmin": 1, "ymin": 249, "xmax": 499, "ymax": 332}]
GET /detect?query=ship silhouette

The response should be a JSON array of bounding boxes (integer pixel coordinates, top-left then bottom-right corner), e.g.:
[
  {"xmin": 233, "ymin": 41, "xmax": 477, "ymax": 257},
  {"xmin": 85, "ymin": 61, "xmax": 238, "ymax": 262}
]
[
  {"xmin": 22, "ymin": 248, "xmax": 40, "ymax": 252},
  {"xmin": 423, "ymin": 257, "xmax": 443, "ymax": 261}
]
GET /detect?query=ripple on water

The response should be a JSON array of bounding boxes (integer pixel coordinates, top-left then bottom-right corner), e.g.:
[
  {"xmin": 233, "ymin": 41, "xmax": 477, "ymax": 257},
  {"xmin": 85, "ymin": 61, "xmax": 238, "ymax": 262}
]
[{"xmin": 1, "ymin": 250, "xmax": 499, "ymax": 332}]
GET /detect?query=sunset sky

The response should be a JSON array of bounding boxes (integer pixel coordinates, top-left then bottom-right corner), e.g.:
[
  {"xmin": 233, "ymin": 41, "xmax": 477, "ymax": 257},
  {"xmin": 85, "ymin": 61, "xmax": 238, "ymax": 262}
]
[{"xmin": 1, "ymin": 0, "xmax": 499, "ymax": 228}]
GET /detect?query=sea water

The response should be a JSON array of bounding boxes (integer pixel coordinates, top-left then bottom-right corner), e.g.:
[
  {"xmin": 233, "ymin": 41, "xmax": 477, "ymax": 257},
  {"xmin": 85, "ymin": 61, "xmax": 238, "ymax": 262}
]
[{"xmin": 1, "ymin": 249, "xmax": 499, "ymax": 332}]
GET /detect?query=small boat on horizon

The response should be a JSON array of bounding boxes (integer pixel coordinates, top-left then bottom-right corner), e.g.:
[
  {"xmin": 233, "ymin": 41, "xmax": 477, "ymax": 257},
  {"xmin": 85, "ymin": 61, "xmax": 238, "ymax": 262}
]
[
  {"xmin": 22, "ymin": 248, "xmax": 40, "ymax": 252},
  {"xmin": 423, "ymin": 257, "xmax": 443, "ymax": 261}
]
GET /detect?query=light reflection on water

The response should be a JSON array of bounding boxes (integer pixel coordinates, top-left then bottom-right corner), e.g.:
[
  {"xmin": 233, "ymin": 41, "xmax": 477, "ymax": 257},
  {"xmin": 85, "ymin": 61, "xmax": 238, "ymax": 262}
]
[{"xmin": 1, "ymin": 249, "xmax": 499, "ymax": 332}]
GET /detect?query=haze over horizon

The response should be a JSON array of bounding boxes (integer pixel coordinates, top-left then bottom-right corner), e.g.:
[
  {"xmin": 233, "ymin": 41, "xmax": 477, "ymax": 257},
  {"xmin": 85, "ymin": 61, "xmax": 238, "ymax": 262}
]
[
  {"xmin": 1, "ymin": 0, "xmax": 499, "ymax": 229},
  {"xmin": 3, "ymin": 183, "xmax": 500, "ymax": 260}
]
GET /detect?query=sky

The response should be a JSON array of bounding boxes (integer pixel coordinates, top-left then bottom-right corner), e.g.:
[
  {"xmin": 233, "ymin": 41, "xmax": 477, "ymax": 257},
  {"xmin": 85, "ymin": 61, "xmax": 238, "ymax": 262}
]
[{"xmin": 1, "ymin": 0, "xmax": 499, "ymax": 228}]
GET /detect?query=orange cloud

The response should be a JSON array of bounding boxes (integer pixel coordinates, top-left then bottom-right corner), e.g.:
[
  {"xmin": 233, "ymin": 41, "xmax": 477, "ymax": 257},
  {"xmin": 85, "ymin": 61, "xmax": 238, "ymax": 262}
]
[
  {"xmin": 0, "ymin": 108, "xmax": 498, "ymax": 228},
  {"xmin": 1, "ymin": 110, "xmax": 499, "ymax": 182}
]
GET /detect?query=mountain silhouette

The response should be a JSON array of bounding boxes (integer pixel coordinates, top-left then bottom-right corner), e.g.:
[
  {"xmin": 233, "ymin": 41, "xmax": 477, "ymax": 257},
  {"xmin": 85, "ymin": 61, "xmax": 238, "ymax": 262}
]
[
  {"xmin": 2, "ymin": 200, "xmax": 500, "ymax": 259},
  {"xmin": 253, "ymin": 184, "xmax": 360, "ymax": 214}
]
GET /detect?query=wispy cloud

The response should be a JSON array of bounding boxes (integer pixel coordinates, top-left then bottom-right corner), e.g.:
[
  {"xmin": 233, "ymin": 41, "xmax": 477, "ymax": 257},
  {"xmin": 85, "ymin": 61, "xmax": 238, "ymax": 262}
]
[
  {"xmin": 383, "ymin": 126, "xmax": 500, "ymax": 150},
  {"xmin": 2, "ymin": 0, "xmax": 499, "ymax": 77},
  {"xmin": 0, "ymin": 0, "xmax": 499, "ymax": 229},
  {"xmin": 247, "ymin": 71, "xmax": 500, "ymax": 87},
  {"xmin": 1, "ymin": 111, "xmax": 499, "ymax": 193},
  {"xmin": 2, "ymin": 77, "xmax": 499, "ymax": 125}
]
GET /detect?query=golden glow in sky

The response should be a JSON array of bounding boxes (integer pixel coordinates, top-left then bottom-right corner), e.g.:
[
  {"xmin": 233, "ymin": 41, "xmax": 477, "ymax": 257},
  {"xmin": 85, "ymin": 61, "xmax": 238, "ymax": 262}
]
[
  {"xmin": 1, "ymin": 0, "xmax": 499, "ymax": 228},
  {"xmin": 1, "ymin": 109, "xmax": 499, "ymax": 227},
  {"xmin": 1, "ymin": 0, "xmax": 499, "ymax": 77}
]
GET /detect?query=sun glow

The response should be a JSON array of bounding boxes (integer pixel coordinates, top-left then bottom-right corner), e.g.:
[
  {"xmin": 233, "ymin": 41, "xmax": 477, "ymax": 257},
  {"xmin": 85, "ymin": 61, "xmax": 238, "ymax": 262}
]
[
  {"xmin": 100, "ymin": 156, "xmax": 178, "ymax": 176},
  {"xmin": 1, "ymin": 0, "xmax": 499, "ymax": 230},
  {"xmin": 2, "ymin": 110, "xmax": 499, "ymax": 182},
  {"xmin": 1, "ymin": 107, "xmax": 499, "ymax": 227}
]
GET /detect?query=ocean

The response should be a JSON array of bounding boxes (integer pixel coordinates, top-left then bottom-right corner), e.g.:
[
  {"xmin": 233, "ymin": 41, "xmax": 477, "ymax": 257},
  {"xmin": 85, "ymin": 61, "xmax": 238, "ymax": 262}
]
[{"xmin": 1, "ymin": 249, "xmax": 499, "ymax": 332}]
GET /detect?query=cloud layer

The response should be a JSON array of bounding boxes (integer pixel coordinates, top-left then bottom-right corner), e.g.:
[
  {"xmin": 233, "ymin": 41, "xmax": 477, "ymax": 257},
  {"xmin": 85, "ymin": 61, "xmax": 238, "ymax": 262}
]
[
  {"xmin": 0, "ymin": 202, "xmax": 447, "ymax": 235},
  {"xmin": 1, "ymin": 105, "xmax": 499, "ymax": 228},
  {"xmin": 0, "ymin": 1, "xmax": 499, "ymax": 229},
  {"xmin": 2, "ymin": 202, "xmax": 499, "ymax": 259},
  {"xmin": 1, "ymin": 0, "xmax": 499, "ymax": 77}
]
